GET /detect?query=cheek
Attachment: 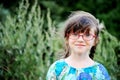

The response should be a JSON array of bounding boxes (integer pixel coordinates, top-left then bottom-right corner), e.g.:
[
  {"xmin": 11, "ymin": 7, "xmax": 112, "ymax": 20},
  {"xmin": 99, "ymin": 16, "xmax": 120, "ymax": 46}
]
[
  {"xmin": 68, "ymin": 39, "xmax": 76, "ymax": 46},
  {"xmin": 85, "ymin": 40, "xmax": 95, "ymax": 47}
]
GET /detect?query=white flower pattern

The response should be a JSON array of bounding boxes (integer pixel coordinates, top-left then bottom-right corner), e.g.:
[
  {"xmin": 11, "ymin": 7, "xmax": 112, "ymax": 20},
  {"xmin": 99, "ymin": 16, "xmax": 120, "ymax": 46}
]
[{"xmin": 46, "ymin": 59, "xmax": 110, "ymax": 80}]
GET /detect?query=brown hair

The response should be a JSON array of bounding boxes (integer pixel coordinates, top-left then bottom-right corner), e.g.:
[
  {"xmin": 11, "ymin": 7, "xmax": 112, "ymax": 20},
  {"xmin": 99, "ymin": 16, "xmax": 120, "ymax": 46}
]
[{"xmin": 64, "ymin": 11, "xmax": 99, "ymax": 59}]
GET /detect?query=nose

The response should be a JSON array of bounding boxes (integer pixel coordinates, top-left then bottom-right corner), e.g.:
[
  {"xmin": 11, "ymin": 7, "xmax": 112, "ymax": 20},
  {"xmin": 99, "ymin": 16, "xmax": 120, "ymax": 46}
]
[{"xmin": 77, "ymin": 35, "xmax": 84, "ymax": 41}]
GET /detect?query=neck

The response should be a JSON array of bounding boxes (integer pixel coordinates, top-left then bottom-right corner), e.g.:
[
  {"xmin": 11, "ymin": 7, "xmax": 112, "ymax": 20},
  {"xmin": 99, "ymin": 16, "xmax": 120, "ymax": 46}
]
[
  {"xmin": 65, "ymin": 51, "xmax": 94, "ymax": 68},
  {"xmin": 70, "ymin": 51, "xmax": 90, "ymax": 61},
  {"xmin": 71, "ymin": 51, "xmax": 90, "ymax": 61}
]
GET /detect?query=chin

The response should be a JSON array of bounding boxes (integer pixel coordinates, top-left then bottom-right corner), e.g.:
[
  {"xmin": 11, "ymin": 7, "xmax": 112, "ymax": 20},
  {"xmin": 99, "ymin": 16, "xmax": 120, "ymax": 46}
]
[{"xmin": 74, "ymin": 49, "xmax": 85, "ymax": 54}]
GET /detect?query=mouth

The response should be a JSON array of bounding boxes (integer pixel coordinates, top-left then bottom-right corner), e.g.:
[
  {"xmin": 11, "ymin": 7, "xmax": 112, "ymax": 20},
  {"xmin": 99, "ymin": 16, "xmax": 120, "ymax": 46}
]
[{"xmin": 75, "ymin": 44, "xmax": 86, "ymax": 47}]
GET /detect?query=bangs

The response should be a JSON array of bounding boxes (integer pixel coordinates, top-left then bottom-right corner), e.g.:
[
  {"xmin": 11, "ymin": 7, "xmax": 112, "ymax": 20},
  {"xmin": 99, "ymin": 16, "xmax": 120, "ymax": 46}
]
[
  {"xmin": 66, "ymin": 17, "xmax": 94, "ymax": 36},
  {"xmin": 70, "ymin": 25, "xmax": 91, "ymax": 34}
]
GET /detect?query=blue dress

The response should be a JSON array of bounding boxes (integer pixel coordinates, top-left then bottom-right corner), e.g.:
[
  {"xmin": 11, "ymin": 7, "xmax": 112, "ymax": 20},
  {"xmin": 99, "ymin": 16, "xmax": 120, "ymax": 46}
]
[{"xmin": 46, "ymin": 59, "xmax": 110, "ymax": 80}]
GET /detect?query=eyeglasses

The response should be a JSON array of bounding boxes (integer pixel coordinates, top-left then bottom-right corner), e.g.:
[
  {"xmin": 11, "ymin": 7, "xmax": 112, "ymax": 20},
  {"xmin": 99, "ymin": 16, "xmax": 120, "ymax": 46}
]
[{"xmin": 69, "ymin": 33, "xmax": 96, "ymax": 41}]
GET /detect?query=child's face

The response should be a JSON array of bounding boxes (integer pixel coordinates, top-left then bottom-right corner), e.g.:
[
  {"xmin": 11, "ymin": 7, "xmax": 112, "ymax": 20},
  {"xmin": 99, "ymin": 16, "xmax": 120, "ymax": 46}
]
[{"xmin": 68, "ymin": 28, "xmax": 96, "ymax": 55}]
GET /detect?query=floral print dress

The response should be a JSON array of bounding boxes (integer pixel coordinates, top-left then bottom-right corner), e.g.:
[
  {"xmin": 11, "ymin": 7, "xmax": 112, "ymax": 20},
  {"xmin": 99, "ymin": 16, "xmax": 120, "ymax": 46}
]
[{"xmin": 46, "ymin": 59, "xmax": 110, "ymax": 80}]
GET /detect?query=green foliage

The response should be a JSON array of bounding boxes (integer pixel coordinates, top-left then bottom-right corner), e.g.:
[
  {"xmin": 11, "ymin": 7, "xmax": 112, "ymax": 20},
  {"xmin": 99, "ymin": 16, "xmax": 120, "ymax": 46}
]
[
  {"xmin": 0, "ymin": 0, "xmax": 119, "ymax": 80},
  {"xmin": 0, "ymin": 5, "xmax": 10, "ymax": 22},
  {"xmin": 94, "ymin": 24, "xmax": 120, "ymax": 80},
  {"xmin": 0, "ymin": 0, "xmax": 62, "ymax": 80},
  {"xmin": 39, "ymin": 0, "xmax": 120, "ymax": 40}
]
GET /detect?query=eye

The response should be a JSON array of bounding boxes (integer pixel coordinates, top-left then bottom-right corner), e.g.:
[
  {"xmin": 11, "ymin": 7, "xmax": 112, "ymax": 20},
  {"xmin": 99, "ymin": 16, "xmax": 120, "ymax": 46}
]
[
  {"xmin": 69, "ymin": 33, "xmax": 79, "ymax": 39},
  {"xmin": 73, "ymin": 33, "xmax": 78, "ymax": 36},
  {"xmin": 84, "ymin": 33, "xmax": 91, "ymax": 37}
]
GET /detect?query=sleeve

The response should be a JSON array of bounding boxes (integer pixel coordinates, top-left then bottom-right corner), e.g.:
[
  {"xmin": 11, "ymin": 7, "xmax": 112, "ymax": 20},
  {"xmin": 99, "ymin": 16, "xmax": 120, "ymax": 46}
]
[
  {"xmin": 46, "ymin": 63, "xmax": 57, "ymax": 80},
  {"xmin": 99, "ymin": 64, "xmax": 110, "ymax": 80}
]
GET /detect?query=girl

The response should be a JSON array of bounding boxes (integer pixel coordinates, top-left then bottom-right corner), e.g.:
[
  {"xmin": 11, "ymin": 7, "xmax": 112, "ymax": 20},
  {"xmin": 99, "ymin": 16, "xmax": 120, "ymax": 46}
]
[{"xmin": 46, "ymin": 11, "xmax": 110, "ymax": 80}]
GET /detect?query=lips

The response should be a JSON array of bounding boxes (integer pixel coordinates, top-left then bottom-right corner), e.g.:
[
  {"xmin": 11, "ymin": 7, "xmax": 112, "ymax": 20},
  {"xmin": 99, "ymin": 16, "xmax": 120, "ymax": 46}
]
[{"xmin": 75, "ymin": 44, "xmax": 86, "ymax": 46}]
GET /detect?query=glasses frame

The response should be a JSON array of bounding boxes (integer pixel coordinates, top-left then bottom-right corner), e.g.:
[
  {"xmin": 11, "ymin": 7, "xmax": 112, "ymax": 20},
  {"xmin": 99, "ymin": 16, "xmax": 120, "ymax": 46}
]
[{"xmin": 69, "ymin": 33, "xmax": 96, "ymax": 41}]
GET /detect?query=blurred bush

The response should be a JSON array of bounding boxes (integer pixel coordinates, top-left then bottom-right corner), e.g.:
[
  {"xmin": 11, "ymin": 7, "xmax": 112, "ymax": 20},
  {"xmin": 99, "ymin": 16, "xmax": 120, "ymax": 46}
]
[
  {"xmin": 0, "ymin": 0, "xmax": 119, "ymax": 80},
  {"xmin": 0, "ymin": 5, "xmax": 10, "ymax": 22},
  {"xmin": 0, "ymin": 0, "xmax": 63, "ymax": 80},
  {"xmin": 94, "ymin": 23, "xmax": 120, "ymax": 80}
]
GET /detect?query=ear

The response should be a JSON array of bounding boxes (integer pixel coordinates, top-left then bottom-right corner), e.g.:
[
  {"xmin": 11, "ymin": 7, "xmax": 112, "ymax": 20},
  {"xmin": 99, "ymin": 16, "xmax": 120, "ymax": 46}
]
[{"xmin": 94, "ymin": 37, "xmax": 99, "ymax": 46}]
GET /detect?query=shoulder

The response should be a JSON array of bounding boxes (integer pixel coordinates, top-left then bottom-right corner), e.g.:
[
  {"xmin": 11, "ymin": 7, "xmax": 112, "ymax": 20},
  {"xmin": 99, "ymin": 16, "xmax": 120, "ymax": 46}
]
[
  {"xmin": 48, "ymin": 59, "xmax": 68, "ymax": 76},
  {"xmin": 95, "ymin": 62, "xmax": 108, "ymax": 73},
  {"xmin": 49, "ymin": 59, "xmax": 66, "ymax": 69},
  {"xmin": 95, "ymin": 62, "xmax": 110, "ymax": 79}
]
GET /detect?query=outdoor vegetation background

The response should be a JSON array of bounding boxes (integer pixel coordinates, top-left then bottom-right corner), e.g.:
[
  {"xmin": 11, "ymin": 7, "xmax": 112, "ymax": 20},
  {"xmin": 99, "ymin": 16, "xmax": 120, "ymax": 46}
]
[{"xmin": 0, "ymin": 0, "xmax": 120, "ymax": 80}]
